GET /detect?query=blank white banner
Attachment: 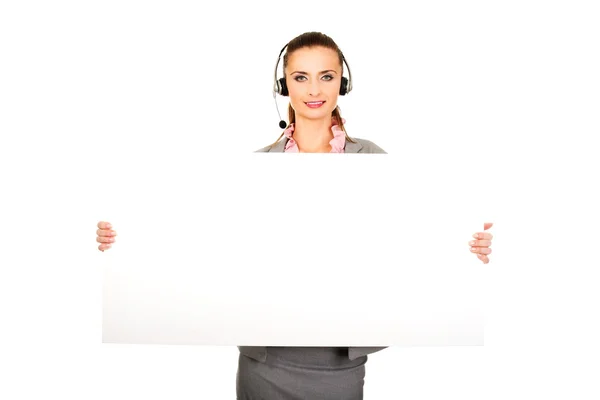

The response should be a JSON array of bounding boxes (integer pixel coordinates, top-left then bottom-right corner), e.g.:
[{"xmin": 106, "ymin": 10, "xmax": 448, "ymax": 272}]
[{"xmin": 102, "ymin": 153, "xmax": 490, "ymax": 346}]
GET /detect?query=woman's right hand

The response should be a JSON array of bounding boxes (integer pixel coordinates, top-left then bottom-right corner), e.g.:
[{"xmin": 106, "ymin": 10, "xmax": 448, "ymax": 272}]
[{"xmin": 97, "ymin": 221, "xmax": 117, "ymax": 252}]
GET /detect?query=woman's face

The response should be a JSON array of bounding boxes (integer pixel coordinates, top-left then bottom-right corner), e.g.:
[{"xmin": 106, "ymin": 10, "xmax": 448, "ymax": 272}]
[{"xmin": 285, "ymin": 46, "xmax": 342, "ymax": 122}]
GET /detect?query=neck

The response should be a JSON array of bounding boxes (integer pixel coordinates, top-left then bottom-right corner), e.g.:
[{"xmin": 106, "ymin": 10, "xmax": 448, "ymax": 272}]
[{"xmin": 293, "ymin": 117, "xmax": 334, "ymax": 153}]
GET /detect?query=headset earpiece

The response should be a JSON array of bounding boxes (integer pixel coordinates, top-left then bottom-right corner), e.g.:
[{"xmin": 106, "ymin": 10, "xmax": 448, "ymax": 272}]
[
  {"xmin": 339, "ymin": 77, "xmax": 349, "ymax": 96},
  {"xmin": 278, "ymin": 77, "xmax": 289, "ymax": 96}
]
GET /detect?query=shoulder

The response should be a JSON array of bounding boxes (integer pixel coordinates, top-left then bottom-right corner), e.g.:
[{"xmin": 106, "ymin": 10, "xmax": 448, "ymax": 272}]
[
  {"xmin": 254, "ymin": 145, "xmax": 273, "ymax": 153},
  {"xmin": 255, "ymin": 138, "xmax": 287, "ymax": 153},
  {"xmin": 351, "ymin": 138, "xmax": 387, "ymax": 154}
]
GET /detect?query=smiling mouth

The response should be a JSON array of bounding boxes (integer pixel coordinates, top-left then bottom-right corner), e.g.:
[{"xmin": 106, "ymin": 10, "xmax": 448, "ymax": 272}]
[{"xmin": 305, "ymin": 101, "xmax": 325, "ymax": 108}]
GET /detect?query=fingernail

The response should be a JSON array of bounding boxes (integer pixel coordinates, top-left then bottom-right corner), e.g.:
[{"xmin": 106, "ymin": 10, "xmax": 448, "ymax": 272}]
[
  {"xmin": 469, "ymin": 240, "xmax": 476, "ymax": 245},
  {"xmin": 473, "ymin": 233, "xmax": 479, "ymax": 238},
  {"xmin": 471, "ymin": 247, "xmax": 477, "ymax": 252}
]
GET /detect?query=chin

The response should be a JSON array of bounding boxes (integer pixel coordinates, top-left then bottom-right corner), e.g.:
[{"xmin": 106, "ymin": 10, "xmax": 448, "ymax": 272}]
[{"xmin": 301, "ymin": 108, "xmax": 336, "ymax": 121}]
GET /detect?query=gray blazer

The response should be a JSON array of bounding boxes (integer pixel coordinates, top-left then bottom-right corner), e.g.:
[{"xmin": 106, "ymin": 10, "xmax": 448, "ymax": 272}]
[
  {"xmin": 239, "ymin": 135, "xmax": 387, "ymax": 362},
  {"xmin": 255, "ymin": 137, "xmax": 387, "ymax": 154}
]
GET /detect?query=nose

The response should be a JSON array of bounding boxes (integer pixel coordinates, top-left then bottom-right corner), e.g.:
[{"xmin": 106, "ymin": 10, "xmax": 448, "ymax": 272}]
[{"xmin": 308, "ymin": 80, "xmax": 321, "ymax": 97}]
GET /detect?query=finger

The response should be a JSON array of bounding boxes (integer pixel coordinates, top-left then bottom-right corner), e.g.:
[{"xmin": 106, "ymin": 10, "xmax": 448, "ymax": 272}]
[
  {"xmin": 98, "ymin": 243, "xmax": 111, "ymax": 251},
  {"xmin": 96, "ymin": 236, "xmax": 116, "ymax": 244},
  {"xmin": 468, "ymin": 239, "xmax": 492, "ymax": 247},
  {"xmin": 477, "ymin": 254, "xmax": 489, "ymax": 264},
  {"xmin": 473, "ymin": 232, "xmax": 493, "ymax": 240},
  {"xmin": 96, "ymin": 229, "xmax": 117, "ymax": 237},
  {"xmin": 471, "ymin": 247, "xmax": 492, "ymax": 255},
  {"xmin": 98, "ymin": 221, "xmax": 112, "ymax": 230},
  {"xmin": 484, "ymin": 222, "xmax": 493, "ymax": 230}
]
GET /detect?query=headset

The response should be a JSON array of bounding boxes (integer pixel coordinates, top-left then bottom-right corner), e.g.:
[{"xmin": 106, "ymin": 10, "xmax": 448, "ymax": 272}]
[
  {"xmin": 272, "ymin": 43, "xmax": 353, "ymax": 128},
  {"xmin": 273, "ymin": 43, "xmax": 353, "ymax": 96}
]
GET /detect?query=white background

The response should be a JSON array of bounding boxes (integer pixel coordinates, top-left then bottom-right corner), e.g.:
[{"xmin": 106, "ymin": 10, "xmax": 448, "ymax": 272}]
[{"xmin": 1, "ymin": 0, "xmax": 599, "ymax": 399}]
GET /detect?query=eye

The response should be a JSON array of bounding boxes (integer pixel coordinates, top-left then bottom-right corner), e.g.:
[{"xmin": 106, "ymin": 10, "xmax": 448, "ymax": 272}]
[
  {"xmin": 293, "ymin": 75, "xmax": 307, "ymax": 82},
  {"xmin": 322, "ymin": 74, "xmax": 334, "ymax": 81}
]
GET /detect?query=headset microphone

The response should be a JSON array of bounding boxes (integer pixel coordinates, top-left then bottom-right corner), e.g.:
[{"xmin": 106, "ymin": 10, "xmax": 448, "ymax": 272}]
[{"xmin": 273, "ymin": 92, "xmax": 287, "ymax": 129}]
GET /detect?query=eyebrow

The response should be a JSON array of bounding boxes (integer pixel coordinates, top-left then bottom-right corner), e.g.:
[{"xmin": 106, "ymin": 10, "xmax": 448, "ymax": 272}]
[{"xmin": 290, "ymin": 70, "xmax": 338, "ymax": 75}]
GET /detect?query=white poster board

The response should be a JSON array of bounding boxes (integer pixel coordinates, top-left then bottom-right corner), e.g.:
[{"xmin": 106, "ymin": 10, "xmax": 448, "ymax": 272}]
[{"xmin": 102, "ymin": 153, "xmax": 489, "ymax": 346}]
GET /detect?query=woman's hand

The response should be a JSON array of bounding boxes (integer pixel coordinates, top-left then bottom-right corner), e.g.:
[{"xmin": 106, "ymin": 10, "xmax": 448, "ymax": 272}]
[
  {"xmin": 97, "ymin": 221, "xmax": 117, "ymax": 252},
  {"xmin": 470, "ymin": 222, "xmax": 493, "ymax": 264}
]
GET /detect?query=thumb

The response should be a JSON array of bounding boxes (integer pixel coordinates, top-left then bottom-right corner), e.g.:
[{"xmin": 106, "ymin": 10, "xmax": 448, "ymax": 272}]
[{"xmin": 484, "ymin": 222, "xmax": 493, "ymax": 230}]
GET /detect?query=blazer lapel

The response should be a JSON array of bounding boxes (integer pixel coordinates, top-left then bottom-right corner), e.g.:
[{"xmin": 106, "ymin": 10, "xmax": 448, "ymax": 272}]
[{"xmin": 269, "ymin": 138, "xmax": 287, "ymax": 152}]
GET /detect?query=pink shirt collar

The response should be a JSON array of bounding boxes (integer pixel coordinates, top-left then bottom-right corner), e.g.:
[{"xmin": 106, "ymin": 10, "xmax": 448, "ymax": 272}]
[{"xmin": 283, "ymin": 120, "xmax": 346, "ymax": 153}]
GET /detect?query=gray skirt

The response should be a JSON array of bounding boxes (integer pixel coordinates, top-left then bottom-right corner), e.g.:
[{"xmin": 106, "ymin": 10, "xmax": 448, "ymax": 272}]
[{"xmin": 236, "ymin": 347, "xmax": 367, "ymax": 400}]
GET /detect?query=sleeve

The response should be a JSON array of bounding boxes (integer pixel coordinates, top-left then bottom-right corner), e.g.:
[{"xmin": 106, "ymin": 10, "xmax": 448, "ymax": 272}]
[{"xmin": 348, "ymin": 346, "xmax": 388, "ymax": 360}]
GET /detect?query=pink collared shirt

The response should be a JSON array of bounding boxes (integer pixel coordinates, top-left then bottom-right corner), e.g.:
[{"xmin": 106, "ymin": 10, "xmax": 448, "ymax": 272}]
[{"xmin": 283, "ymin": 122, "xmax": 346, "ymax": 153}]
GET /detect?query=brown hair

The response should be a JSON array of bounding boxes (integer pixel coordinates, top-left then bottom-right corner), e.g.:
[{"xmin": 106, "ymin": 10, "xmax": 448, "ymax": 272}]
[{"xmin": 269, "ymin": 32, "xmax": 356, "ymax": 149}]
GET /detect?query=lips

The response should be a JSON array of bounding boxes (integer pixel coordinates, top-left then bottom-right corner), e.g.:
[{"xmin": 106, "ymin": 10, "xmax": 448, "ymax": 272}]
[{"xmin": 305, "ymin": 101, "xmax": 325, "ymax": 108}]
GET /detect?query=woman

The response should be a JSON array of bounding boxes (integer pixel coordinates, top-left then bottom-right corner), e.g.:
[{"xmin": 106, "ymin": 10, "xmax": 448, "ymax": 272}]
[
  {"xmin": 96, "ymin": 32, "xmax": 494, "ymax": 399},
  {"xmin": 256, "ymin": 31, "xmax": 385, "ymax": 154}
]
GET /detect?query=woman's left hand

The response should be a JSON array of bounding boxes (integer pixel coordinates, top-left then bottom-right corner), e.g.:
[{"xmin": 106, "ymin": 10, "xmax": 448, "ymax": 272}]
[{"xmin": 470, "ymin": 222, "xmax": 493, "ymax": 264}]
